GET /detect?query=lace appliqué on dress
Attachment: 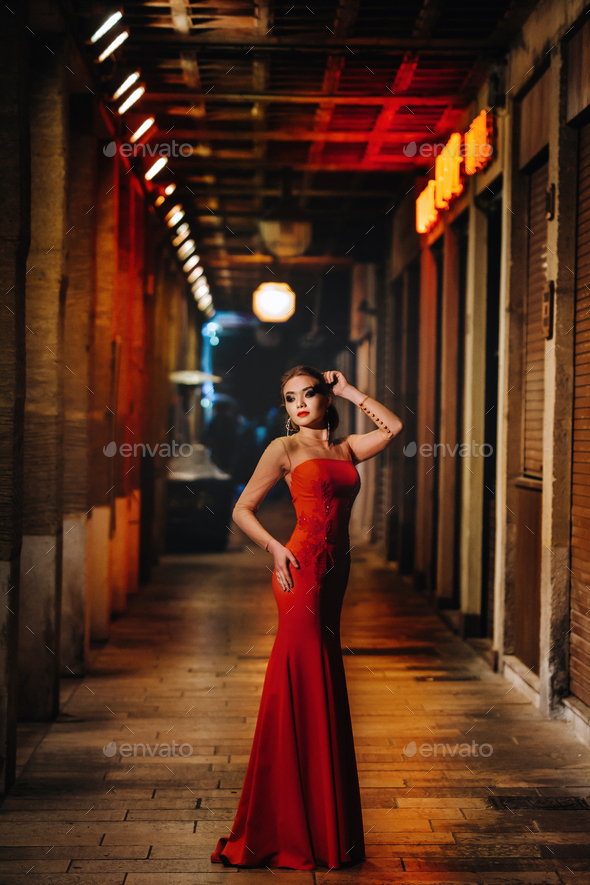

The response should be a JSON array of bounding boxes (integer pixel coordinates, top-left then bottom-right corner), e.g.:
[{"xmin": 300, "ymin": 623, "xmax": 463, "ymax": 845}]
[{"xmin": 296, "ymin": 477, "xmax": 340, "ymax": 585}]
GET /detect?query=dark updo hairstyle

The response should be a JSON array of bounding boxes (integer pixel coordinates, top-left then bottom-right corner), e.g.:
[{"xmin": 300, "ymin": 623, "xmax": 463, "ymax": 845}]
[{"xmin": 279, "ymin": 365, "xmax": 340, "ymax": 436}]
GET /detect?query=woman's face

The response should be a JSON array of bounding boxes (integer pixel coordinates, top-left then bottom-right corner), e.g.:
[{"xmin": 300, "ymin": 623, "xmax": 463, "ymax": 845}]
[{"xmin": 283, "ymin": 374, "xmax": 330, "ymax": 430}]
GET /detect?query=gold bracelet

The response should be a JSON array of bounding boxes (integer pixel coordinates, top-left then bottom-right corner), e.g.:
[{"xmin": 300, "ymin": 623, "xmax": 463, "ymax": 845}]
[
  {"xmin": 359, "ymin": 394, "xmax": 370, "ymax": 408},
  {"xmin": 359, "ymin": 399, "xmax": 394, "ymax": 438}
]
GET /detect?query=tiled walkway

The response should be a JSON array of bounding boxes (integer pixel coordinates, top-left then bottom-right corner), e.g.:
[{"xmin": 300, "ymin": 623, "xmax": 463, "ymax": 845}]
[{"xmin": 2, "ymin": 500, "xmax": 590, "ymax": 884}]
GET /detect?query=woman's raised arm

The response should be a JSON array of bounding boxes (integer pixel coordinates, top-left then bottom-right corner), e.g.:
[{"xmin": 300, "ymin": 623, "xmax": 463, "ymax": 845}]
[
  {"xmin": 345, "ymin": 389, "xmax": 403, "ymax": 462},
  {"xmin": 324, "ymin": 370, "xmax": 403, "ymax": 464},
  {"xmin": 232, "ymin": 437, "xmax": 290, "ymax": 551}
]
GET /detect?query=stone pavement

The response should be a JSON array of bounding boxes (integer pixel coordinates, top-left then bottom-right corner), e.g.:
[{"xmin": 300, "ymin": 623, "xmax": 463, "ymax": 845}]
[{"xmin": 1, "ymin": 499, "xmax": 590, "ymax": 884}]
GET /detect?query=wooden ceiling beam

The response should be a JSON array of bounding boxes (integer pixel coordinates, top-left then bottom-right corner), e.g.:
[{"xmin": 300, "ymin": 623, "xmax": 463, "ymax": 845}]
[
  {"xmin": 360, "ymin": 59, "xmax": 421, "ymax": 167},
  {"xmin": 126, "ymin": 33, "xmax": 492, "ymax": 50},
  {"xmin": 166, "ymin": 157, "xmax": 416, "ymax": 171},
  {"xmin": 120, "ymin": 0, "xmax": 533, "ymax": 306},
  {"xmin": 145, "ymin": 91, "xmax": 460, "ymax": 105},
  {"xmin": 155, "ymin": 128, "xmax": 453, "ymax": 142},
  {"xmin": 306, "ymin": 0, "xmax": 363, "ymax": 184},
  {"xmin": 306, "ymin": 54, "xmax": 345, "ymax": 167},
  {"xmin": 185, "ymin": 186, "xmax": 399, "ymax": 198},
  {"xmin": 198, "ymin": 205, "xmax": 388, "ymax": 218},
  {"xmin": 205, "ymin": 254, "xmax": 353, "ymax": 267},
  {"xmin": 147, "ymin": 89, "xmax": 459, "ymax": 108}
]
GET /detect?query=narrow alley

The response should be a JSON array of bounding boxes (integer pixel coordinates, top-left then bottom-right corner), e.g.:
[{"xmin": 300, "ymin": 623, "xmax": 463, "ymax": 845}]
[
  {"xmin": 1, "ymin": 499, "xmax": 589, "ymax": 884},
  {"xmin": 5, "ymin": 0, "xmax": 590, "ymax": 881}
]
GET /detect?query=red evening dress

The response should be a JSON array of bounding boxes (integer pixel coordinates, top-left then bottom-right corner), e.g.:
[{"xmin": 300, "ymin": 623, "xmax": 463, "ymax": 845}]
[{"xmin": 211, "ymin": 456, "xmax": 366, "ymax": 870}]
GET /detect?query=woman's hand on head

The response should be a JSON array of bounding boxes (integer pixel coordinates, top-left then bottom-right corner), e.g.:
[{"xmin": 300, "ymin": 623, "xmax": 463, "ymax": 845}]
[
  {"xmin": 267, "ymin": 539, "xmax": 300, "ymax": 592},
  {"xmin": 323, "ymin": 369, "xmax": 349, "ymax": 398}
]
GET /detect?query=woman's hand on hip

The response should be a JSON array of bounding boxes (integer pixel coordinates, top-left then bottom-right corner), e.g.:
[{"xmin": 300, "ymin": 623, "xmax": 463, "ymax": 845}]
[{"xmin": 267, "ymin": 539, "xmax": 300, "ymax": 592}]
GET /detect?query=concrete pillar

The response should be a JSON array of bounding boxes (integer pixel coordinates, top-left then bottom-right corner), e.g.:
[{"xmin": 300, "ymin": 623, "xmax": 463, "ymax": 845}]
[
  {"xmin": 414, "ymin": 245, "xmax": 438, "ymax": 592},
  {"xmin": 19, "ymin": 35, "xmax": 67, "ymax": 720},
  {"xmin": 150, "ymin": 251, "xmax": 178, "ymax": 563},
  {"xmin": 436, "ymin": 225, "xmax": 461, "ymax": 604},
  {"xmin": 87, "ymin": 146, "xmax": 117, "ymax": 642},
  {"xmin": 0, "ymin": 0, "xmax": 29, "ymax": 791},
  {"xmin": 60, "ymin": 93, "xmax": 96, "ymax": 675},
  {"xmin": 349, "ymin": 264, "xmax": 378, "ymax": 542},
  {"xmin": 126, "ymin": 185, "xmax": 146, "ymax": 596},
  {"xmin": 110, "ymin": 170, "xmax": 131, "ymax": 614}
]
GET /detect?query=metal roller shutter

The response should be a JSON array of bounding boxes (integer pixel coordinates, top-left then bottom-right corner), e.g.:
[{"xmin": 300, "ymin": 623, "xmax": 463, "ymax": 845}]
[
  {"xmin": 571, "ymin": 123, "xmax": 590, "ymax": 707},
  {"xmin": 523, "ymin": 163, "xmax": 548, "ymax": 478}
]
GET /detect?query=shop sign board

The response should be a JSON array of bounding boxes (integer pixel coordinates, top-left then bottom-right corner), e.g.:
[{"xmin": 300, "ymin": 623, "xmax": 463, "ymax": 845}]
[{"xmin": 416, "ymin": 110, "xmax": 494, "ymax": 234}]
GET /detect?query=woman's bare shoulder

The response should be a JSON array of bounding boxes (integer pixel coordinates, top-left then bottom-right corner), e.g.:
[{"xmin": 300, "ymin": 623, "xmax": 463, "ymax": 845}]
[{"xmin": 265, "ymin": 436, "xmax": 291, "ymax": 468}]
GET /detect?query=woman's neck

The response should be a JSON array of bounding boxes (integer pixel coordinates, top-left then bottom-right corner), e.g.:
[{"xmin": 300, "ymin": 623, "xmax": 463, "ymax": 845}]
[{"xmin": 296, "ymin": 425, "xmax": 330, "ymax": 445}]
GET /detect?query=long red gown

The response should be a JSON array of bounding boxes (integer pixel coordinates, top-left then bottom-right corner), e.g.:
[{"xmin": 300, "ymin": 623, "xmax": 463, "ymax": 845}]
[{"xmin": 211, "ymin": 456, "xmax": 366, "ymax": 870}]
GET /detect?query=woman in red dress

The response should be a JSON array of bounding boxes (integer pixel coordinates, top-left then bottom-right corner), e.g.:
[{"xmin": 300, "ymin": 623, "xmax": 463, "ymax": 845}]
[{"xmin": 211, "ymin": 365, "xmax": 403, "ymax": 871}]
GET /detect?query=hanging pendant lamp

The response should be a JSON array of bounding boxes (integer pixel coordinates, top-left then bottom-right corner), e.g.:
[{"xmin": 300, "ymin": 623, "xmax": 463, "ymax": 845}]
[{"xmin": 258, "ymin": 168, "xmax": 312, "ymax": 258}]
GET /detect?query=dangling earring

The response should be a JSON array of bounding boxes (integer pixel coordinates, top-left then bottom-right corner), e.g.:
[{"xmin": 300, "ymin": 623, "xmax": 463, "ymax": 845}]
[{"xmin": 286, "ymin": 416, "xmax": 293, "ymax": 436}]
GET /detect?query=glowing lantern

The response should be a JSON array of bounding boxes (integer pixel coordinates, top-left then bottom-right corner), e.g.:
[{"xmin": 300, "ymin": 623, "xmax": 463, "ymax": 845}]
[
  {"xmin": 252, "ymin": 282, "xmax": 296, "ymax": 322},
  {"xmin": 258, "ymin": 170, "xmax": 312, "ymax": 258}
]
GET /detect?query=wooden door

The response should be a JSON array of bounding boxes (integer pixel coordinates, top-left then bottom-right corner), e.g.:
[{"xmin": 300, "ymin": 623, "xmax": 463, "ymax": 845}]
[{"xmin": 570, "ymin": 122, "xmax": 590, "ymax": 706}]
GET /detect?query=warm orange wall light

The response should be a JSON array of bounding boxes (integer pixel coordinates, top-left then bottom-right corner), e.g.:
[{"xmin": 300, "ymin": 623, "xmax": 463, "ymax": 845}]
[
  {"xmin": 434, "ymin": 131, "xmax": 463, "ymax": 210},
  {"xmin": 416, "ymin": 180, "xmax": 438, "ymax": 235},
  {"xmin": 415, "ymin": 110, "xmax": 493, "ymax": 233},
  {"xmin": 464, "ymin": 109, "xmax": 492, "ymax": 175}
]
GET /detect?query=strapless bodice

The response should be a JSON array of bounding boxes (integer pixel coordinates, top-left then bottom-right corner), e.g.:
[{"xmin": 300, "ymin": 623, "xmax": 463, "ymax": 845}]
[
  {"xmin": 288, "ymin": 459, "xmax": 361, "ymax": 567},
  {"xmin": 289, "ymin": 457, "xmax": 360, "ymax": 504}
]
